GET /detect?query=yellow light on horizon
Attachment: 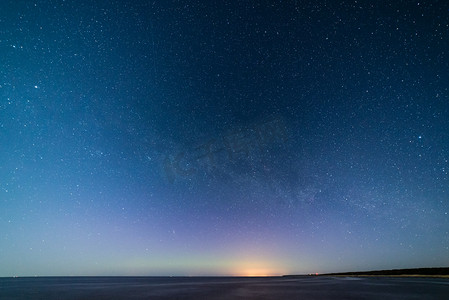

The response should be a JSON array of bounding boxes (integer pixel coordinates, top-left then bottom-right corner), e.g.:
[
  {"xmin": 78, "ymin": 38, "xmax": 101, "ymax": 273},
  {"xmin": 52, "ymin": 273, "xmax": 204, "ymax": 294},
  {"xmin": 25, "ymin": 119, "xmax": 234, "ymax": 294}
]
[
  {"xmin": 229, "ymin": 260, "xmax": 285, "ymax": 277},
  {"xmin": 237, "ymin": 269, "xmax": 272, "ymax": 277}
]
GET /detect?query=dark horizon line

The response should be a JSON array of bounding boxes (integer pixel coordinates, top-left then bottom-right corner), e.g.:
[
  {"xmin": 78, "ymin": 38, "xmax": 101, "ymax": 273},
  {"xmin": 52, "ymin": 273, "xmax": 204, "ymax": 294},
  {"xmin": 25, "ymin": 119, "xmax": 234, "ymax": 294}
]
[
  {"xmin": 2, "ymin": 267, "xmax": 449, "ymax": 279},
  {"xmin": 285, "ymin": 267, "xmax": 449, "ymax": 277}
]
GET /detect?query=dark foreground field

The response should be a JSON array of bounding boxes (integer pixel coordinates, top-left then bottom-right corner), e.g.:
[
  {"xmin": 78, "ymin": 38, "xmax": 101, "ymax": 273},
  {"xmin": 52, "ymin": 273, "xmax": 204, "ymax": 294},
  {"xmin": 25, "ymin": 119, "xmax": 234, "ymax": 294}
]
[{"xmin": 1, "ymin": 276, "xmax": 449, "ymax": 299}]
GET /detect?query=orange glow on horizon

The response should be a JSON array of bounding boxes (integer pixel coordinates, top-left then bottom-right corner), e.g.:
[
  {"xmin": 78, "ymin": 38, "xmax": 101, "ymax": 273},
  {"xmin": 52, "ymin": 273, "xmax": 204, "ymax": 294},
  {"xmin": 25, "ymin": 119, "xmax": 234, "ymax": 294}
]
[
  {"xmin": 228, "ymin": 261, "xmax": 285, "ymax": 277},
  {"xmin": 236, "ymin": 269, "xmax": 272, "ymax": 277}
]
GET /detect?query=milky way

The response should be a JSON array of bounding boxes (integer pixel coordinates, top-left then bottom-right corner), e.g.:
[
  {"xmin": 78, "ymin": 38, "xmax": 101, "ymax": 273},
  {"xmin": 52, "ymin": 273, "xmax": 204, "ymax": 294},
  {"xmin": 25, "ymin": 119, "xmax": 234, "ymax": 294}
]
[{"xmin": 1, "ymin": 0, "xmax": 448, "ymax": 276}]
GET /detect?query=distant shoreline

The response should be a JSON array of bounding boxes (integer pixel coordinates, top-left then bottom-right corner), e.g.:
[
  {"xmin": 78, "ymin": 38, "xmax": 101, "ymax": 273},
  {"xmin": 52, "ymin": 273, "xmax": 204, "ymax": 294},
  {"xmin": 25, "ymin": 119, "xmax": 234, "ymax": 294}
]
[
  {"xmin": 284, "ymin": 267, "xmax": 449, "ymax": 278},
  {"xmin": 332, "ymin": 274, "xmax": 449, "ymax": 278},
  {"xmin": 3, "ymin": 268, "xmax": 449, "ymax": 279}
]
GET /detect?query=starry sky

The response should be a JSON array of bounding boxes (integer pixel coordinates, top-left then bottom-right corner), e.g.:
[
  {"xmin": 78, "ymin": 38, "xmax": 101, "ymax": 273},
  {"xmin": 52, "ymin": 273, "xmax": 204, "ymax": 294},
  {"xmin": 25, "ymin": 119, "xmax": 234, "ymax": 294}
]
[{"xmin": 1, "ymin": 0, "xmax": 449, "ymax": 277}]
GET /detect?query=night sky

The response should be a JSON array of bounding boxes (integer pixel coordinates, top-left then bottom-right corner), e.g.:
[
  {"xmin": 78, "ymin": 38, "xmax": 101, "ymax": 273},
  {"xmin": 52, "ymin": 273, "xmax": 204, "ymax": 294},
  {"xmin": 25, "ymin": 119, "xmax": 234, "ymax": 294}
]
[{"xmin": 1, "ymin": 0, "xmax": 448, "ymax": 277}]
